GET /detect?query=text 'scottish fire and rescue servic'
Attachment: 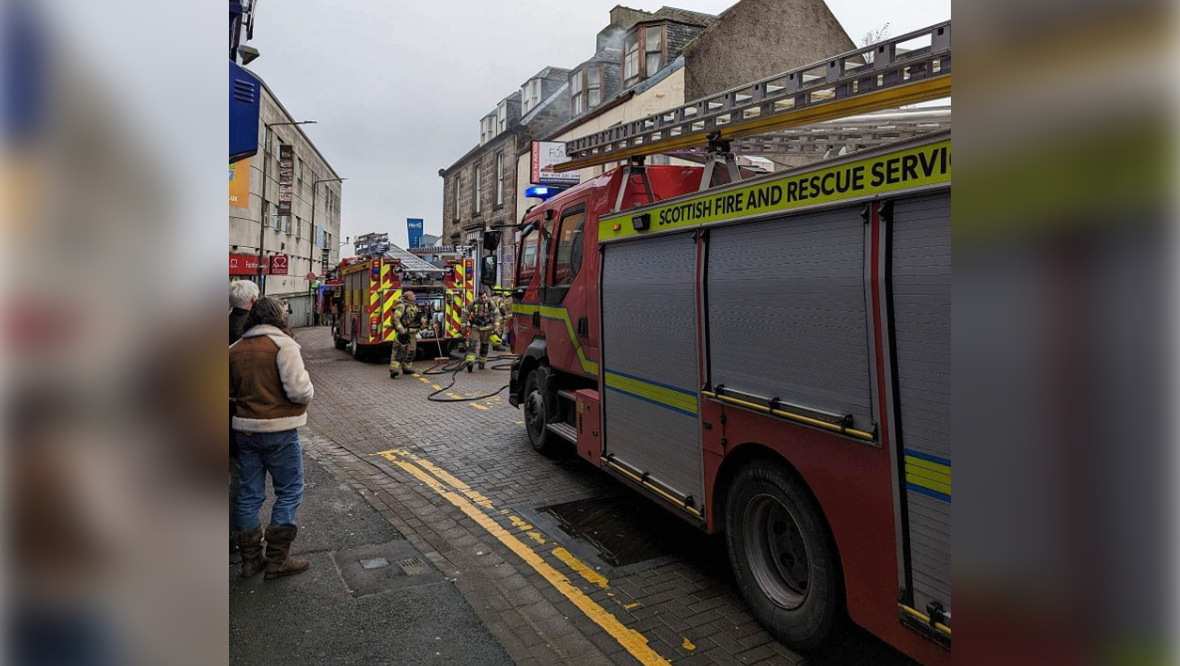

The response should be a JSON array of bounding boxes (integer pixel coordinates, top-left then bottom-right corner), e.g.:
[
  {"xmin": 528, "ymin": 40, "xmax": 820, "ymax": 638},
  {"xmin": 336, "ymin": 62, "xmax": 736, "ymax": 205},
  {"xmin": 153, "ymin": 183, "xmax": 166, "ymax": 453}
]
[{"xmin": 651, "ymin": 140, "xmax": 950, "ymax": 228}]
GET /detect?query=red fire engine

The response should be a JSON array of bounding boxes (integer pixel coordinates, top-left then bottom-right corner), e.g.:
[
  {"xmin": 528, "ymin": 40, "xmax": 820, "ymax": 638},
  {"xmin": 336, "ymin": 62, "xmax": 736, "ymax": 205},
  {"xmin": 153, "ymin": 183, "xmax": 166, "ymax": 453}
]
[
  {"xmin": 508, "ymin": 23, "xmax": 951, "ymax": 665},
  {"xmin": 327, "ymin": 233, "xmax": 476, "ymax": 359}
]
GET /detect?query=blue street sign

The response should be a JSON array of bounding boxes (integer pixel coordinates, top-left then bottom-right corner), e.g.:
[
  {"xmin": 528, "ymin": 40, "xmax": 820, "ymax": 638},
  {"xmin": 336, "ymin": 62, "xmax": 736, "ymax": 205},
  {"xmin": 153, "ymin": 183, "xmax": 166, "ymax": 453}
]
[{"xmin": 407, "ymin": 218, "xmax": 424, "ymax": 248}]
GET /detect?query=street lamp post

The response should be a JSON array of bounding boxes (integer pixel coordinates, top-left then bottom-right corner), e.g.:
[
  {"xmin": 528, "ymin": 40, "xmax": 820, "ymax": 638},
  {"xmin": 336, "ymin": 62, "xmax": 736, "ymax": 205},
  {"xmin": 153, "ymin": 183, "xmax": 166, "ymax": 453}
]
[
  {"xmin": 309, "ymin": 177, "xmax": 346, "ymax": 327},
  {"xmin": 257, "ymin": 119, "xmax": 317, "ymax": 295}
]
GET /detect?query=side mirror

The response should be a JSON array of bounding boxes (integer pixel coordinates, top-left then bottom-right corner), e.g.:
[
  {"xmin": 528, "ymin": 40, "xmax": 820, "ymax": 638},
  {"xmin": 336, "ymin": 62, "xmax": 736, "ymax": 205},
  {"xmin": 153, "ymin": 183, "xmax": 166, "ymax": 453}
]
[
  {"xmin": 483, "ymin": 229, "xmax": 501, "ymax": 251},
  {"xmin": 480, "ymin": 255, "xmax": 496, "ymax": 286}
]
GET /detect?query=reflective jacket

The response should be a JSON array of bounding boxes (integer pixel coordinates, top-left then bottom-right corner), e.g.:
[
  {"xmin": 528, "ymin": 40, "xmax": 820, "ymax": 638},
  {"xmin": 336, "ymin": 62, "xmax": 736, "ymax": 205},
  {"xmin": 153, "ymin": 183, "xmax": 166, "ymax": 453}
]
[
  {"xmin": 465, "ymin": 300, "xmax": 501, "ymax": 329},
  {"xmin": 393, "ymin": 301, "xmax": 423, "ymax": 335}
]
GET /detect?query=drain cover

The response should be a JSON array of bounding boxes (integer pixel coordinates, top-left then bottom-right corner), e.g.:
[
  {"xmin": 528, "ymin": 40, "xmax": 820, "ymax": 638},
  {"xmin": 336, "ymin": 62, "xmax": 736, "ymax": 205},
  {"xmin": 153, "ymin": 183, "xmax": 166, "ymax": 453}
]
[
  {"xmin": 397, "ymin": 557, "xmax": 428, "ymax": 576},
  {"xmin": 539, "ymin": 495, "xmax": 675, "ymax": 567},
  {"xmin": 333, "ymin": 541, "xmax": 441, "ymax": 597}
]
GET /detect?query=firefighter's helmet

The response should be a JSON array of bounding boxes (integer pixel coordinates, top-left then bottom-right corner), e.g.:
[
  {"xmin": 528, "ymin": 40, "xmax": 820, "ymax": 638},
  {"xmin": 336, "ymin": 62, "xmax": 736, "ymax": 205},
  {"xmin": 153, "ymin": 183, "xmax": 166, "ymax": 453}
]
[{"xmin": 490, "ymin": 333, "xmax": 504, "ymax": 347}]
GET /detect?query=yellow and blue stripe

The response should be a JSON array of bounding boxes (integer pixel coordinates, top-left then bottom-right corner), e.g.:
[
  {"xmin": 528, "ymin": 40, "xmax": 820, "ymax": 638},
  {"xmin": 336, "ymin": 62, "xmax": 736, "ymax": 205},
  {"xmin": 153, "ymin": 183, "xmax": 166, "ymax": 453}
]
[
  {"xmin": 604, "ymin": 368, "xmax": 698, "ymax": 418},
  {"xmin": 512, "ymin": 303, "xmax": 599, "ymax": 376},
  {"xmin": 904, "ymin": 449, "xmax": 951, "ymax": 503}
]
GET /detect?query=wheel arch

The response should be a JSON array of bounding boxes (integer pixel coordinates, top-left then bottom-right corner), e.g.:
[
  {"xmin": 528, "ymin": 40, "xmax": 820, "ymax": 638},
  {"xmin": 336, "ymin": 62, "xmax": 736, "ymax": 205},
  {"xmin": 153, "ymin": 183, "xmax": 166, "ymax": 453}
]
[{"xmin": 513, "ymin": 336, "xmax": 549, "ymax": 402}]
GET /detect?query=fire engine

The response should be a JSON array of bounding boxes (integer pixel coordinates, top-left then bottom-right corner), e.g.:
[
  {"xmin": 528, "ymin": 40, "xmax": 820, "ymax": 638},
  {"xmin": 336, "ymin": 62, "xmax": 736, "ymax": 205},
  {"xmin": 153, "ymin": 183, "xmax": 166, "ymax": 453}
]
[
  {"xmin": 328, "ymin": 233, "xmax": 477, "ymax": 359},
  {"xmin": 508, "ymin": 23, "xmax": 950, "ymax": 665}
]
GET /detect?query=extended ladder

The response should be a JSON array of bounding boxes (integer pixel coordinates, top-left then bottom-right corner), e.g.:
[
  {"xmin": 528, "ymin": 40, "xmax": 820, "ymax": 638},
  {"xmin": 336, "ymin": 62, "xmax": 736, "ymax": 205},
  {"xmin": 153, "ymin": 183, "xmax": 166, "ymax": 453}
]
[{"xmin": 555, "ymin": 21, "xmax": 950, "ymax": 172}]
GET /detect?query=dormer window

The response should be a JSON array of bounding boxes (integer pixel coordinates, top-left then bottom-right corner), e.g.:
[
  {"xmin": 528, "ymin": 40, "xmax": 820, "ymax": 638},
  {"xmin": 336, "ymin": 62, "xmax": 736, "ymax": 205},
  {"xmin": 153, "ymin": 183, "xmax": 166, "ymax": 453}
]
[
  {"xmin": 570, "ymin": 65, "xmax": 603, "ymax": 116},
  {"xmin": 623, "ymin": 23, "xmax": 667, "ymax": 88},
  {"xmin": 624, "ymin": 33, "xmax": 639, "ymax": 85},
  {"xmin": 479, "ymin": 114, "xmax": 496, "ymax": 145},
  {"xmin": 645, "ymin": 26, "xmax": 664, "ymax": 76},
  {"xmin": 521, "ymin": 78, "xmax": 542, "ymax": 115},
  {"xmin": 497, "ymin": 100, "xmax": 507, "ymax": 133}
]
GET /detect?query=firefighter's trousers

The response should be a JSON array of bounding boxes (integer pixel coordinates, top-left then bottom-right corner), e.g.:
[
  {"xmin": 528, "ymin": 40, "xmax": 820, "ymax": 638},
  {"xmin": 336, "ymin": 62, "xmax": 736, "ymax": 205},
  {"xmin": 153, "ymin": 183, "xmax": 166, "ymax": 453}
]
[
  {"xmin": 390, "ymin": 332, "xmax": 418, "ymax": 372},
  {"xmin": 466, "ymin": 326, "xmax": 493, "ymax": 364}
]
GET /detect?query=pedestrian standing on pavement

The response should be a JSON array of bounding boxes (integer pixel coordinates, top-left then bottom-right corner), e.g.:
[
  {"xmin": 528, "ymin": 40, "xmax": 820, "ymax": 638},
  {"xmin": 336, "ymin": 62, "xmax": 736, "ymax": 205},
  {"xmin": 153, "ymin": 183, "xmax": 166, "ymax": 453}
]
[
  {"xmin": 230, "ymin": 279, "xmax": 258, "ymax": 344},
  {"xmin": 464, "ymin": 289, "xmax": 501, "ymax": 371},
  {"xmin": 228, "ymin": 279, "xmax": 259, "ymax": 559},
  {"xmin": 230, "ymin": 297, "xmax": 314, "ymax": 579},
  {"xmin": 389, "ymin": 291, "xmax": 425, "ymax": 379}
]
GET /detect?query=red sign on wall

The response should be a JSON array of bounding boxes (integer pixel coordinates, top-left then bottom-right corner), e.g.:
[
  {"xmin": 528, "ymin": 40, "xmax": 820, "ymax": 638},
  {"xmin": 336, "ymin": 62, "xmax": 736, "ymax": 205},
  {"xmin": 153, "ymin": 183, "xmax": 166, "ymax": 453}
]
[
  {"xmin": 269, "ymin": 254, "xmax": 289, "ymax": 275},
  {"xmin": 229, "ymin": 253, "xmax": 268, "ymax": 275}
]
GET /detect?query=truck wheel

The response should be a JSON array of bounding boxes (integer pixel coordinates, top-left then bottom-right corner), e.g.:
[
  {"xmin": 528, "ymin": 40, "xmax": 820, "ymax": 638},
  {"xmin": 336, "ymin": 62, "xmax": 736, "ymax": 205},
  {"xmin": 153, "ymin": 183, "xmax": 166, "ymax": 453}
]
[
  {"xmin": 522, "ymin": 369, "xmax": 555, "ymax": 455},
  {"xmin": 348, "ymin": 339, "xmax": 360, "ymax": 360},
  {"xmin": 333, "ymin": 327, "xmax": 347, "ymax": 350},
  {"xmin": 725, "ymin": 460, "xmax": 841, "ymax": 651}
]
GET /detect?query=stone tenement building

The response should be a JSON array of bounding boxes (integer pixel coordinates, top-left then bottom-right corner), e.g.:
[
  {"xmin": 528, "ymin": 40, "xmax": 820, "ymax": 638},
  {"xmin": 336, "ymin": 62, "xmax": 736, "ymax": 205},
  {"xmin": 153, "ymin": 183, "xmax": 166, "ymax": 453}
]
[{"xmin": 439, "ymin": 66, "xmax": 571, "ymax": 283}]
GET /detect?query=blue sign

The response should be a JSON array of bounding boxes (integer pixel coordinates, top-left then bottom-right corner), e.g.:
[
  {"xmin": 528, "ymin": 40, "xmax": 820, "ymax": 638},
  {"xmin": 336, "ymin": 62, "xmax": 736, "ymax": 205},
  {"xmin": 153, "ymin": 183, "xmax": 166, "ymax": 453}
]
[
  {"xmin": 407, "ymin": 218, "xmax": 424, "ymax": 249},
  {"xmin": 315, "ymin": 225, "xmax": 326, "ymax": 248},
  {"xmin": 229, "ymin": 61, "xmax": 260, "ymax": 164}
]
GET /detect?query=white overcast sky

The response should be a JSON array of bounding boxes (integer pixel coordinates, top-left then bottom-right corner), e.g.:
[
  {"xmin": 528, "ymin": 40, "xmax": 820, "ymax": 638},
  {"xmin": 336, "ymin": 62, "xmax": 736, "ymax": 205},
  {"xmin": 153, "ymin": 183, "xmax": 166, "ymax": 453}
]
[{"xmin": 248, "ymin": 0, "xmax": 950, "ymax": 251}]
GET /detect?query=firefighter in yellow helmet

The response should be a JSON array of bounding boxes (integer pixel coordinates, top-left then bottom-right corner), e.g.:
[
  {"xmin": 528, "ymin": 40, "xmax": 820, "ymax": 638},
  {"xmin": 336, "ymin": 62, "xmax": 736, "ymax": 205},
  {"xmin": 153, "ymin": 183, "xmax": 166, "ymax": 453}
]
[
  {"xmin": 389, "ymin": 291, "xmax": 425, "ymax": 379},
  {"xmin": 464, "ymin": 289, "xmax": 501, "ymax": 371}
]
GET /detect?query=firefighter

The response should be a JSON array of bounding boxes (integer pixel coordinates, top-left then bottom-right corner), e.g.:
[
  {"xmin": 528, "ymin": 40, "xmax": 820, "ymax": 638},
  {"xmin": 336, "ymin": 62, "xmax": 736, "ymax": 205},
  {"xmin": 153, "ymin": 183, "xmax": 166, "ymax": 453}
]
[
  {"xmin": 489, "ymin": 287, "xmax": 507, "ymax": 351},
  {"xmin": 464, "ymin": 289, "xmax": 501, "ymax": 371},
  {"xmin": 498, "ymin": 288, "xmax": 514, "ymax": 350},
  {"xmin": 389, "ymin": 291, "xmax": 425, "ymax": 379}
]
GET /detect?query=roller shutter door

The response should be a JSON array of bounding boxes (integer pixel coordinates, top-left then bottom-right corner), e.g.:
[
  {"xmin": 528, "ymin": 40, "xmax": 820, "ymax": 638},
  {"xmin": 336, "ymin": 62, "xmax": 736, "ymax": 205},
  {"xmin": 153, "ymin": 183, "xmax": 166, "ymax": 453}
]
[
  {"xmin": 892, "ymin": 192, "xmax": 952, "ymax": 616},
  {"xmin": 600, "ymin": 232, "xmax": 702, "ymax": 503}
]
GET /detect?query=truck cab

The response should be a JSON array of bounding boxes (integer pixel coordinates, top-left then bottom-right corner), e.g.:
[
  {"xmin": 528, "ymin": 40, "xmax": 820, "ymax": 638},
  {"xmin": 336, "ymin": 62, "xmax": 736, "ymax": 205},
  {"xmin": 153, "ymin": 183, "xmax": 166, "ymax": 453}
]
[{"xmin": 508, "ymin": 164, "xmax": 702, "ymax": 448}]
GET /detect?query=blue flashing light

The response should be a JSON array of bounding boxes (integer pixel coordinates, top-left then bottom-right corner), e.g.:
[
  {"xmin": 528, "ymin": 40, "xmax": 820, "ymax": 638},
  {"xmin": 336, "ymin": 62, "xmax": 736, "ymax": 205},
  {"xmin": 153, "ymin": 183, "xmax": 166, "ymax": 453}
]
[{"xmin": 526, "ymin": 185, "xmax": 567, "ymax": 201}]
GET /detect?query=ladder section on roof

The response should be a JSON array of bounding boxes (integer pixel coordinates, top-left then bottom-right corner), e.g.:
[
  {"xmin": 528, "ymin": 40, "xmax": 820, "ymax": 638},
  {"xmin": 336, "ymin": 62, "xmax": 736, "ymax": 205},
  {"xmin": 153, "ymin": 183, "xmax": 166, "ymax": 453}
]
[
  {"xmin": 556, "ymin": 21, "xmax": 951, "ymax": 172},
  {"xmin": 668, "ymin": 106, "xmax": 950, "ymax": 160}
]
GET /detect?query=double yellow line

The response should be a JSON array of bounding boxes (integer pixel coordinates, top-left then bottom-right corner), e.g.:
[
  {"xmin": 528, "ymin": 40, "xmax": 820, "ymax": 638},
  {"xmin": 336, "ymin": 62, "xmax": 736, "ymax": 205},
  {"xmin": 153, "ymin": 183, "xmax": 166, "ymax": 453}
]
[{"xmin": 374, "ymin": 449, "xmax": 672, "ymax": 666}]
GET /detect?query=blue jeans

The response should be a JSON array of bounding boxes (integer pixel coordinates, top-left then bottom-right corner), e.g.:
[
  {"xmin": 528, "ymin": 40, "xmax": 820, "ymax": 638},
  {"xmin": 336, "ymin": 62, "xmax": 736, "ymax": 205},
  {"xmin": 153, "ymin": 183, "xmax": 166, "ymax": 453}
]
[{"xmin": 233, "ymin": 429, "xmax": 304, "ymax": 531}]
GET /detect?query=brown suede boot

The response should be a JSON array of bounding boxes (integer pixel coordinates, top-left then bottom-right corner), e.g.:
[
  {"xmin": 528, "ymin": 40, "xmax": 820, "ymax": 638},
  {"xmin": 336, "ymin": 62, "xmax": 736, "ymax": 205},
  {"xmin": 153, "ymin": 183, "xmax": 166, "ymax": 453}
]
[
  {"xmin": 235, "ymin": 526, "xmax": 265, "ymax": 578},
  {"xmin": 264, "ymin": 525, "xmax": 310, "ymax": 579}
]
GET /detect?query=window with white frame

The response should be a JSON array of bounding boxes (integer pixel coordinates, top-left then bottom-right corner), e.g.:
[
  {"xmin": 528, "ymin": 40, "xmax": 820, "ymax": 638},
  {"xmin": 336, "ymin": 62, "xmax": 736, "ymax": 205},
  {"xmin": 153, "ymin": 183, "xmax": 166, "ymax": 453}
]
[
  {"xmin": 473, "ymin": 164, "xmax": 482, "ymax": 215},
  {"xmin": 297, "ymin": 157, "xmax": 304, "ymax": 185},
  {"xmin": 571, "ymin": 71, "xmax": 584, "ymax": 115},
  {"xmin": 497, "ymin": 100, "xmax": 507, "ymax": 133},
  {"xmin": 480, "ymin": 115, "xmax": 497, "ymax": 145},
  {"xmin": 495, "ymin": 153, "xmax": 504, "ymax": 206},
  {"xmin": 521, "ymin": 78, "xmax": 542, "ymax": 114}
]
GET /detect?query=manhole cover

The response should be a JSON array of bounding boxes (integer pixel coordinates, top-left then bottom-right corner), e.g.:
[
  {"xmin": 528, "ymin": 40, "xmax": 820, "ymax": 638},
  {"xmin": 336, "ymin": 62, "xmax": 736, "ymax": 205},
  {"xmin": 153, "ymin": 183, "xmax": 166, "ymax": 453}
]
[
  {"xmin": 360, "ymin": 557, "xmax": 390, "ymax": 570},
  {"xmin": 539, "ymin": 495, "xmax": 676, "ymax": 567}
]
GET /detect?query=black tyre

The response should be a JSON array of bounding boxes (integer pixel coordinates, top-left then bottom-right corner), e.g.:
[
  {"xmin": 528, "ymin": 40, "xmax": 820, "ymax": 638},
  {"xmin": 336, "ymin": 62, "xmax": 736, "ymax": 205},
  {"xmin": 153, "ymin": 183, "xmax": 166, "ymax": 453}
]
[
  {"xmin": 522, "ymin": 369, "xmax": 556, "ymax": 455},
  {"xmin": 348, "ymin": 338, "xmax": 360, "ymax": 360},
  {"xmin": 333, "ymin": 326, "xmax": 347, "ymax": 350},
  {"xmin": 725, "ymin": 460, "xmax": 842, "ymax": 651}
]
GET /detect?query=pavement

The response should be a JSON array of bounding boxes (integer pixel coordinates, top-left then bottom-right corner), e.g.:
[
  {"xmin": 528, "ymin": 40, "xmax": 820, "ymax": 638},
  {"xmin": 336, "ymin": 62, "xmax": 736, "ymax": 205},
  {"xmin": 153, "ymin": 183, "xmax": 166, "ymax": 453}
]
[{"xmin": 229, "ymin": 326, "xmax": 919, "ymax": 666}]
